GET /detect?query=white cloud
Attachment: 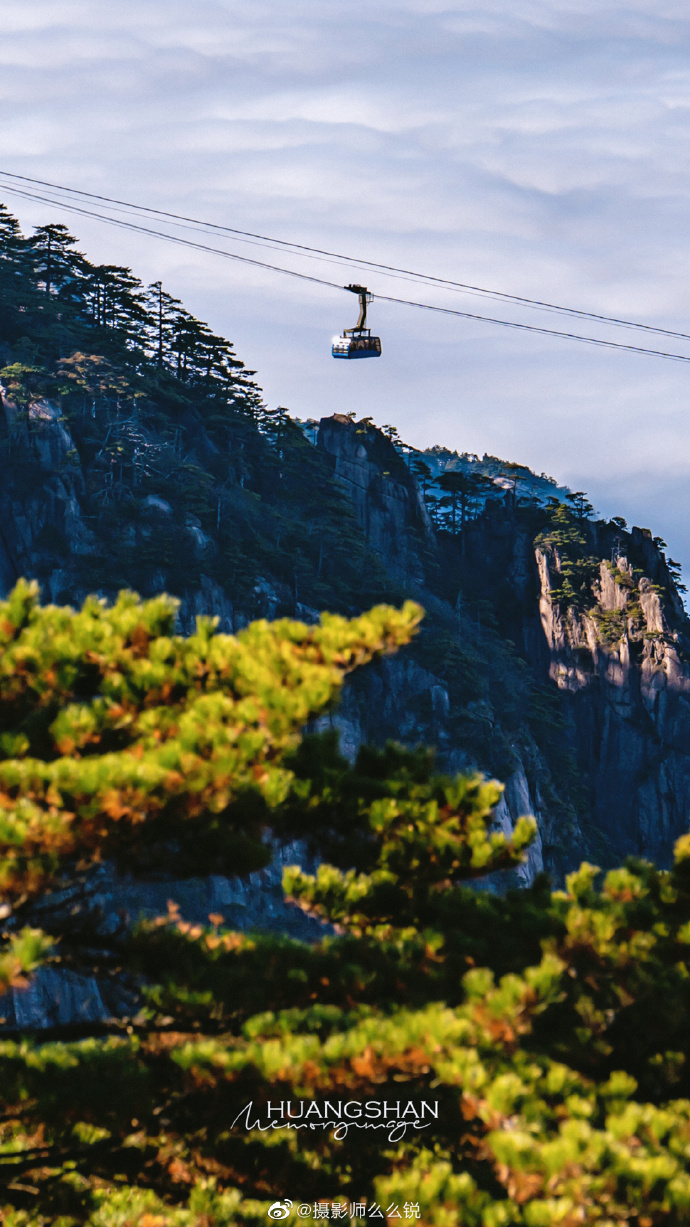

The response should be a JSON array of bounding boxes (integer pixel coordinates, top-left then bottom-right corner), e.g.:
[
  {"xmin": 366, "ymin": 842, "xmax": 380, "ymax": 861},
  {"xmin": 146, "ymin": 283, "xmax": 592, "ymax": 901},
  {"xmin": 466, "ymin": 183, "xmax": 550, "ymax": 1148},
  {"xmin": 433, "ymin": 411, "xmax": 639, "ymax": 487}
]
[{"xmin": 1, "ymin": 0, "xmax": 690, "ymax": 566}]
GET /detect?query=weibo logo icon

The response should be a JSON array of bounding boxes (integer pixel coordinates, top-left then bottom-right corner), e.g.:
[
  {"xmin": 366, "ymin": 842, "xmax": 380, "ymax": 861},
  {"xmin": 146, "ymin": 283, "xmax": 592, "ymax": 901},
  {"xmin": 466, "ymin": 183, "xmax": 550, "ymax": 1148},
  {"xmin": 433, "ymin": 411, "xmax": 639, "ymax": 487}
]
[{"xmin": 267, "ymin": 1201, "xmax": 293, "ymax": 1220}]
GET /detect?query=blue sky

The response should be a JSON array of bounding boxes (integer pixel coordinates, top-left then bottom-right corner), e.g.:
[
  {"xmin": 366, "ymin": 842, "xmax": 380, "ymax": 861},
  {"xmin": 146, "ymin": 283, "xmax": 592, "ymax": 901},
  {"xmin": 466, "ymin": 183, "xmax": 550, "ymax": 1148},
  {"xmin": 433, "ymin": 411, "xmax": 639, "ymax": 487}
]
[{"xmin": 2, "ymin": 1, "xmax": 690, "ymax": 567}]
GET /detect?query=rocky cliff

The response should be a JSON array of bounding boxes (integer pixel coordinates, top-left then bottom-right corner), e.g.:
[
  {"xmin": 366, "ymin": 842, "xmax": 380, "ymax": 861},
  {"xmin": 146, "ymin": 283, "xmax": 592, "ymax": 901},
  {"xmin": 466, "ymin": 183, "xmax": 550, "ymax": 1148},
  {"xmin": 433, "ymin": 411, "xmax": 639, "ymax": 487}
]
[
  {"xmin": 537, "ymin": 545, "xmax": 690, "ymax": 864},
  {"xmin": 2, "ymin": 393, "xmax": 688, "ymax": 879},
  {"xmin": 313, "ymin": 413, "xmax": 551, "ymax": 886},
  {"xmin": 315, "ymin": 413, "xmax": 690, "ymax": 874},
  {"xmin": 1, "ymin": 387, "xmax": 689, "ymax": 1031}
]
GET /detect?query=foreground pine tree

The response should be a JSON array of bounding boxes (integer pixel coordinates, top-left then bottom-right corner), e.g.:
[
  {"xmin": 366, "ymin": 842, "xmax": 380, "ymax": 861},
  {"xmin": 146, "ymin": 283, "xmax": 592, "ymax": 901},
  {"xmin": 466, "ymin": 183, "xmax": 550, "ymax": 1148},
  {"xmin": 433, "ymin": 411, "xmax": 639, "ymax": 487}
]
[{"xmin": 0, "ymin": 581, "xmax": 689, "ymax": 1225}]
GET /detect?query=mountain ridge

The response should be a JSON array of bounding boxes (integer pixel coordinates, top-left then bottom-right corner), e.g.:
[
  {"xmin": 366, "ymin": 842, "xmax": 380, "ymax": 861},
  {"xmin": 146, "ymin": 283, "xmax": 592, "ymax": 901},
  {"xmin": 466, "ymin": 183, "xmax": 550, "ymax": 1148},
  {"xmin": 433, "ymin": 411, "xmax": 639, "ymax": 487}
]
[{"xmin": 0, "ymin": 202, "xmax": 689, "ymax": 1028}]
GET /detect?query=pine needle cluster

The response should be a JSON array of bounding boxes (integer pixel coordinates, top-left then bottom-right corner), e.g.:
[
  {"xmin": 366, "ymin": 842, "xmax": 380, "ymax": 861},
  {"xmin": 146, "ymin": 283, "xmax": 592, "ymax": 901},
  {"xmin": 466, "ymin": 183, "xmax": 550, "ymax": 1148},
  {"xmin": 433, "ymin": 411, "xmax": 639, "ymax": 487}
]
[{"xmin": 0, "ymin": 585, "xmax": 689, "ymax": 1225}]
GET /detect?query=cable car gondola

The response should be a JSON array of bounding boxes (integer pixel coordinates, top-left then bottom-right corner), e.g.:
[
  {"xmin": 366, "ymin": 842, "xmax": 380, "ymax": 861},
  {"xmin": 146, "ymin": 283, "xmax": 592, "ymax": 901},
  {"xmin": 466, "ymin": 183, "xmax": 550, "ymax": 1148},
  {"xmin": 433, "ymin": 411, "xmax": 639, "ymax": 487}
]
[{"xmin": 332, "ymin": 284, "xmax": 382, "ymax": 359}]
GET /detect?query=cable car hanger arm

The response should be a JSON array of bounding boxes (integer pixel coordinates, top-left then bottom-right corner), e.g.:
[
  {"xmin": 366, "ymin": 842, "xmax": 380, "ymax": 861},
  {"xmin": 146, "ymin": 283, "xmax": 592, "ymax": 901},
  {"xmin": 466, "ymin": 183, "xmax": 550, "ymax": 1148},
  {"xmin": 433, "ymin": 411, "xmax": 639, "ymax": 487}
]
[{"xmin": 345, "ymin": 284, "xmax": 373, "ymax": 333}]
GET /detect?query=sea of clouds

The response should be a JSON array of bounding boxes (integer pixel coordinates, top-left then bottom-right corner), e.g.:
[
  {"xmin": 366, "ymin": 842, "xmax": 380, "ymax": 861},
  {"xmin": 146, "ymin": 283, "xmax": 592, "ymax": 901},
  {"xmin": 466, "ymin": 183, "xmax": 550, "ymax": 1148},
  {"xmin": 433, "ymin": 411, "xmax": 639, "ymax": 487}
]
[{"xmin": 2, "ymin": 0, "xmax": 690, "ymax": 565}]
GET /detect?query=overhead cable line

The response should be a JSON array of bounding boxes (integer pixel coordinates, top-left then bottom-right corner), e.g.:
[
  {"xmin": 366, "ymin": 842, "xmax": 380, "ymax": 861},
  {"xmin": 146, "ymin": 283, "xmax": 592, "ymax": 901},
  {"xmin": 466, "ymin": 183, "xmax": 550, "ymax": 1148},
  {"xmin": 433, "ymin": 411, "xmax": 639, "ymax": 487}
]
[
  {"xmin": 3, "ymin": 180, "xmax": 690, "ymax": 365},
  {"xmin": 1, "ymin": 168, "xmax": 690, "ymax": 344},
  {"xmin": 0, "ymin": 183, "xmax": 346, "ymax": 291},
  {"xmin": 370, "ymin": 292, "xmax": 690, "ymax": 364}
]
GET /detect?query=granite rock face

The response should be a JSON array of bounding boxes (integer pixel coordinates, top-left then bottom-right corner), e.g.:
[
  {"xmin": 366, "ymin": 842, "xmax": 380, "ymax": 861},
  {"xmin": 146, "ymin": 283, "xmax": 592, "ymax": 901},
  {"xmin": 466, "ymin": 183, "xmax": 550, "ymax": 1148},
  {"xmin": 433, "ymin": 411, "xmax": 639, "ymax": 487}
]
[
  {"xmin": 316, "ymin": 415, "xmax": 690, "ymax": 872},
  {"xmin": 2, "ymin": 400, "xmax": 685, "ymax": 875},
  {"xmin": 1, "ymin": 403, "xmax": 689, "ymax": 1029},
  {"xmin": 0, "ymin": 394, "xmax": 94, "ymax": 599},
  {"xmin": 0, "ymin": 847, "xmax": 325, "ymax": 1033},
  {"xmin": 456, "ymin": 501, "xmax": 690, "ymax": 869},
  {"xmin": 318, "ymin": 413, "xmax": 434, "ymax": 586},
  {"xmin": 537, "ymin": 550, "xmax": 690, "ymax": 864},
  {"xmin": 314, "ymin": 417, "xmax": 561, "ymax": 883}
]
